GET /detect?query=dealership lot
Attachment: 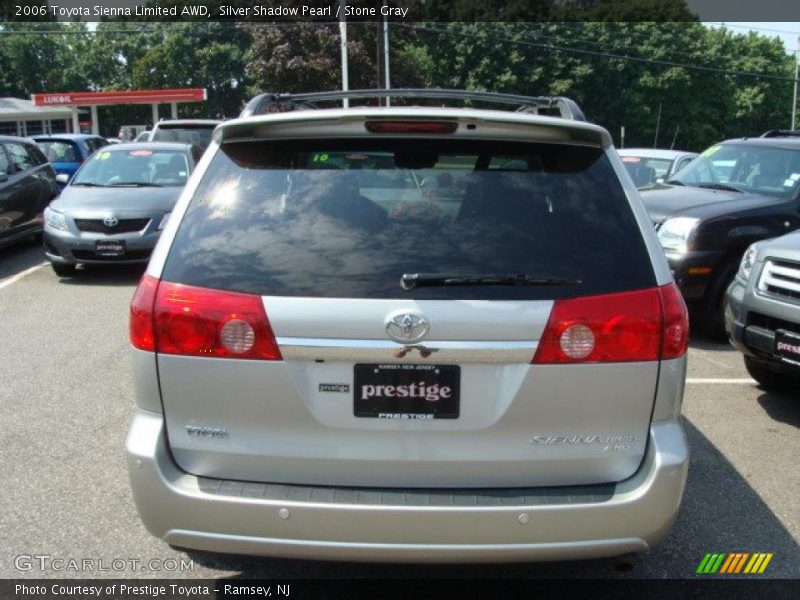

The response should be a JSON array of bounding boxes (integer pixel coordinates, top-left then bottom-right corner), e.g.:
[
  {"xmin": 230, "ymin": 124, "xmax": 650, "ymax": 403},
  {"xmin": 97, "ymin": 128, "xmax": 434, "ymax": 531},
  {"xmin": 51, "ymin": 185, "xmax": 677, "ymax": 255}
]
[{"xmin": 0, "ymin": 239, "xmax": 798, "ymax": 579}]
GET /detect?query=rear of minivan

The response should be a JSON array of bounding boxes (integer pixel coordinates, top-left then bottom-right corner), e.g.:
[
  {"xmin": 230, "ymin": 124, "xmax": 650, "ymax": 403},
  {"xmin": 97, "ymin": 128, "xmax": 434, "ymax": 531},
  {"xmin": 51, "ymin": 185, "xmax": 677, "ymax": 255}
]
[{"xmin": 126, "ymin": 106, "xmax": 689, "ymax": 562}]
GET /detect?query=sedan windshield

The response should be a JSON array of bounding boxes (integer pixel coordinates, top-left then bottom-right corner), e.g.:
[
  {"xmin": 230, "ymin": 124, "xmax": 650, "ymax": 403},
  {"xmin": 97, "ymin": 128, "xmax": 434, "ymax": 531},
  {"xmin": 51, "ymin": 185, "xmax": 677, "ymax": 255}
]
[
  {"xmin": 670, "ymin": 143, "xmax": 800, "ymax": 198},
  {"xmin": 72, "ymin": 148, "xmax": 189, "ymax": 187}
]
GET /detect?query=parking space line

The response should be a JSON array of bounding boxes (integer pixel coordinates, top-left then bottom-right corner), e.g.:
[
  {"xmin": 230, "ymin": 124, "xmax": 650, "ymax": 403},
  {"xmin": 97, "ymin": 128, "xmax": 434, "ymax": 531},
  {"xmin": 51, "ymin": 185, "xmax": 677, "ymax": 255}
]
[
  {"xmin": 0, "ymin": 262, "xmax": 46, "ymax": 291},
  {"xmin": 691, "ymin": 352, "xmax": 731, "ymax": 369},
  {"xmin": 686, "ymin": 378, "xmax": 756, "ymax": 384}
]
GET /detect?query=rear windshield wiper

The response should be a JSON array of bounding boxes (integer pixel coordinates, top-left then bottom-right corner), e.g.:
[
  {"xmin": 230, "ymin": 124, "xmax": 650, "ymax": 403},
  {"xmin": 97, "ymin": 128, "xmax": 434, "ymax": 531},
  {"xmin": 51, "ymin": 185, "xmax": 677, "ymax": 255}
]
[
  {"xmin": 71, "ymin": 182, "xmax": 105, "ymax": 187},
  {"xmin": 694, "ymin": 182, "xmax": 743, "ymax": 193},
  {"xmin": 401, "ymin": 273, "xmax": 582, "ymax": 290},
  {"xmin": 108, "ymin": 182, "xmax": 165, "ymax": 187}
]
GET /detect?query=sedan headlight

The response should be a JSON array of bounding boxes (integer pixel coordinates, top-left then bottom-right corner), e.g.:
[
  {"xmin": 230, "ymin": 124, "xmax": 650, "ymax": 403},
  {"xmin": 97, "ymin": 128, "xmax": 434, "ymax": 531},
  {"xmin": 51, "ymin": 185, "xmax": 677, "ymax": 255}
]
[
  {"xmin": 44, "ymin": 207, "xmax": 68, "ymax": 232},
  {"xmin": 657, "ymin": 217, "xmax": 699, "ymax": 253},
  {"xmin": 157, "ymin": 212, "xmax": 171, "ymax": 230},
  {"xmin": 736, "ymin": 243, "xmax": 760, "ymax": 283}
]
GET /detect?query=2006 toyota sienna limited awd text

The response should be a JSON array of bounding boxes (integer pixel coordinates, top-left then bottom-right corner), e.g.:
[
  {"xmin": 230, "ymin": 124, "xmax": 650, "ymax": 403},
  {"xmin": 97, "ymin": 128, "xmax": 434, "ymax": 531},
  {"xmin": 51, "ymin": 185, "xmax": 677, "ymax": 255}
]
[{"xmin": 126, "ymin": 89, "xmax": 690, "ymax": 563}]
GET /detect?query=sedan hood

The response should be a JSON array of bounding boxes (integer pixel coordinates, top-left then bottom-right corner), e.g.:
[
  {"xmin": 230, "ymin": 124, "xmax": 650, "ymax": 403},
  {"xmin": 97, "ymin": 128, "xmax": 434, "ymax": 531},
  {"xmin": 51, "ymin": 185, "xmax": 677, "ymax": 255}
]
[
  {"xmin": 50, "ymin": 185, "xmax": 182, "ymax": 215},
  {"xmin": 640, "ymin": 184, "xmax": 785, "ymax": 224}
]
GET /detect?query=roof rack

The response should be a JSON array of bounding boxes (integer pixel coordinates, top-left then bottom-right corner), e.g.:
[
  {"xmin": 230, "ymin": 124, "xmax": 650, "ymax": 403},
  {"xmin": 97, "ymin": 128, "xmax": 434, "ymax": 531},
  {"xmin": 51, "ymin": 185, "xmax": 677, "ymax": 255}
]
[
  {"xmin": 239, "ymin": 89, "xmax": 586, "ymax": 122},
  {"xmin": 760, "ymin": 129, "xmax": 800, "ymax": 138}
]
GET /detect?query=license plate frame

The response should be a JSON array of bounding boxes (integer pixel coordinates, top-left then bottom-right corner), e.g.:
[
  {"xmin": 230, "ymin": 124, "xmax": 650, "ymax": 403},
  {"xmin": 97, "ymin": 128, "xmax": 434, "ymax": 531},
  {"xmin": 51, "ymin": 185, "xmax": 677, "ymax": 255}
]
[
  {"xmin": 95, "ymin": 239, "xmax": 126, "ymax": 257},
  {"xmin": 353, "ymin": 363, "xmax": 460, "ymax": 419},
  {"xmin": 775, "ymin": 329, "xmax": 800, "ymax": 367}
]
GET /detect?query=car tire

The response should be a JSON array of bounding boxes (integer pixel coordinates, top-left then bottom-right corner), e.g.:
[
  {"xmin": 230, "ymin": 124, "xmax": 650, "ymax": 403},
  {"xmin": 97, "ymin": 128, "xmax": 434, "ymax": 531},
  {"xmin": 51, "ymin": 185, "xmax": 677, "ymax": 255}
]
[
  {"xmin": 744, "ymin": 356, "xmax": 788, "ymax": 390},
  {"xmin": 699, "ymin": 259, "xmax": 738, "ymax": 341},
  {"xmin": 51, "ymin": 262, "xmax": 76, "ymax": 277}
]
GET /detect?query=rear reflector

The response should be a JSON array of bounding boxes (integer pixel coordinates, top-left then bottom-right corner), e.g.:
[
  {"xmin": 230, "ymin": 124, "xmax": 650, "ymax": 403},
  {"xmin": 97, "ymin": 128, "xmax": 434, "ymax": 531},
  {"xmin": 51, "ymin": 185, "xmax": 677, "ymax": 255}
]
[
  {"xmin": 365, "ymin": 121, "xmax": 458, "ymax": 134},
  {"xmin": 130, "ymin": 274, "xmax": 282, "ymax": 360},
  {"xmin": 532, "ymin": 284, "xmax": 688, "ymax": 364}
]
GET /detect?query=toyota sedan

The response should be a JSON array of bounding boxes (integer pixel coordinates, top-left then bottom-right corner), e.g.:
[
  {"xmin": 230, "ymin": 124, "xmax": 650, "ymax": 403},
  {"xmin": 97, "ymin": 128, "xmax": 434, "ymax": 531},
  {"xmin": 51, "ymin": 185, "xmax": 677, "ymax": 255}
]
[{"xmin": 43, "ymin": 143, "xmax": 202, "ymax": 276}]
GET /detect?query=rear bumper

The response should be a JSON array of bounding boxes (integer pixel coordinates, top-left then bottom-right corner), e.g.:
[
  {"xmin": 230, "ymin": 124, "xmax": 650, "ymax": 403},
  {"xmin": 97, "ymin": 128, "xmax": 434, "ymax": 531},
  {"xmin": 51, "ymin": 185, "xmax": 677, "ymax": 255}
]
[{"xmin": 126, "ymin": 411, "xmax": 689, "ymax": 563}]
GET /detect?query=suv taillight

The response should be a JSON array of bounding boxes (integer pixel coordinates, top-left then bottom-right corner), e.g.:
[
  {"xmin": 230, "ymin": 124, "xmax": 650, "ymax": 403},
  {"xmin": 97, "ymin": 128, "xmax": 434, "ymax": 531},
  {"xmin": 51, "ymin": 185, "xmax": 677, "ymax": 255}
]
[
  {"xmin": 129, "ymin": 274, "xmax": 282, "ymax": 360},
  {"xmin": 532, "ymin": 284, "xmax": 688, "ymax": 364},
  {"xmin": 658, "ymin": 282, "xmax": 690, "ymax": 359}
]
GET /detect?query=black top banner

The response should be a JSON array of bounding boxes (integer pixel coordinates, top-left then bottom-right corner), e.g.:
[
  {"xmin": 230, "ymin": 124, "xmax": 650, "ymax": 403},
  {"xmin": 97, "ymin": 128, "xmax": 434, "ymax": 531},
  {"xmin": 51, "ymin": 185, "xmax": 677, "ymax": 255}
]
[{"xmin": 3, "ymin": 0, "xmax": 800, "ymax": 22}]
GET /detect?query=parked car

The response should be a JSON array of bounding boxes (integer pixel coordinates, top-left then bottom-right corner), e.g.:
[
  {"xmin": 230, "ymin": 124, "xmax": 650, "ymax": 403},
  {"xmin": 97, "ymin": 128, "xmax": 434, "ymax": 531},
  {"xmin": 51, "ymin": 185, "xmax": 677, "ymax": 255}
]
[
  {"xmin": 0, "ymin": 136, "xmax": 59, "ymax": 249},
  {"xmin": 618, "ymin": 148, "xmax": 698, "ymax": 188},
  {"xmin": 32, "ymin": 134, "xmax": 108, "ymax": 187},
  {"xmin": 43, "ymin": 143, "xmax": 202, "ymax": 276},
  {"xmin": 640, "ymin": 132, "xmax": 800, "ymax": 338},
  {"xmin": 149, "ymin": 119, "xmax": 221, "ymax": 149},
  {"xmin": 725, "ymin": 230, "xmax": 800, "ymax": 389},
  {"xmin": 126, "ymin": 89, "xmax": 689, "ymax": 563}
]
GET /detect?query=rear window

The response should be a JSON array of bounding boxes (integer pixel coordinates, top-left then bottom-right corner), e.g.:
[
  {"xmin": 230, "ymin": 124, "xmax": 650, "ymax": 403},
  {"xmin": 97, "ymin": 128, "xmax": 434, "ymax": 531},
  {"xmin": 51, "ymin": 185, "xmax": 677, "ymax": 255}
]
[
  {"xmin": 152, "ymin": 125, "xmax": 214, "ymax": 148},
  {"xmin": 162, "ymin": 139, "xmax": 655, "ymax": 300},
  {"xmin": 36, "ymin": 140, "xmax": 80, "ymax": 163},
  {"xmin": 621, "ymin": 156, "xmax": 673, "ymax": 187}
]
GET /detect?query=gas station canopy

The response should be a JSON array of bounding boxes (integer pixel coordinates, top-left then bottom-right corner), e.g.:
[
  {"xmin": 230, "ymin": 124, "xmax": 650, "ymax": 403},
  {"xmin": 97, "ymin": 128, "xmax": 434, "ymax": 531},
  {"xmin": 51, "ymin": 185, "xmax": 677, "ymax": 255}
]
[{"xmin": 31, "ymin": 88, "xmax": 207, "ymax": 134}]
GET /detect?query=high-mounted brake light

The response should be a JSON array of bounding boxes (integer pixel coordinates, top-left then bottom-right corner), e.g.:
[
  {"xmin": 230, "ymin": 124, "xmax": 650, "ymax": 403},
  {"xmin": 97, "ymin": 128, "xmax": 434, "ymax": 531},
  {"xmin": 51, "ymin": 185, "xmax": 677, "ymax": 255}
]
[
  {"xmin": 532, "ymin": 284, "xmax": 688, "ymax": 364},
  {"xmin": 365, "ymin": 121, "xmax": 458, "ymax": 134},
  {"xmin": 129, "ymin": 274, "xmax": 282, "ymax": 360}
]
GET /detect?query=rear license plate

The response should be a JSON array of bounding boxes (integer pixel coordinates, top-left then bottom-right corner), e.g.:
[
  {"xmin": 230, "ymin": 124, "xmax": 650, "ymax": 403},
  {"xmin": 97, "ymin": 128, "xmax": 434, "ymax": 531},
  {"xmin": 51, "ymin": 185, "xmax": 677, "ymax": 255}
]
[
  {"xmin": 354, "ymin": 364, "xmax": 460, "ymax": 419},
  {"xmin": 95, "ymin": 239, "xmax": 125, "ymax": 257},
  {"xmin": 775, "ymin": 330, "xmax": 800, "ymax": 366}
]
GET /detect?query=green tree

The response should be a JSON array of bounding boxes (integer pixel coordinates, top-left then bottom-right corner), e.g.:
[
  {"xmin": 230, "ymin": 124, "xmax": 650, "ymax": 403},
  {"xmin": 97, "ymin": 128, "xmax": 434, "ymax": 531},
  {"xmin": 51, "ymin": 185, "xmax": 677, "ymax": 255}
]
[{"xmin": 130, "ymin": 23, "xmax": 249, "ymax": 118}]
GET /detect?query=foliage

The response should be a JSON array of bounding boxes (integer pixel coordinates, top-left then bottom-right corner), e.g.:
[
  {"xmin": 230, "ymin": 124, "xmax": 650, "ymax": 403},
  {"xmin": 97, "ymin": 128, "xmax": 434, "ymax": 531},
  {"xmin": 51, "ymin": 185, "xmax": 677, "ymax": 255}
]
[{"xmin": 0, "ymin": 18, "xmax": 795, "ymax": 148}]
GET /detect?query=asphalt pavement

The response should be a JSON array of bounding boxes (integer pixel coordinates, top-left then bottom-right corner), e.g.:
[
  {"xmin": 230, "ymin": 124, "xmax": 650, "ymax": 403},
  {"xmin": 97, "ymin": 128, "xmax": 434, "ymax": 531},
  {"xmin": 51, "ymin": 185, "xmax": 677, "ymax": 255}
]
[{"xmin": 1, "ymin": 239, "xmax": 798, "ymax": 580}]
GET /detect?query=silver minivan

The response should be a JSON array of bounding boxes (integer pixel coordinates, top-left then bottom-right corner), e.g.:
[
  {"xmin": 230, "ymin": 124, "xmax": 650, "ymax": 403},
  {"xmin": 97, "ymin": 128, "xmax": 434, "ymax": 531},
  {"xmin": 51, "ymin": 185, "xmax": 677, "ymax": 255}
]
[{"xmin": 126, "ymin": 90, "xmax": 690, "ymax": 562}]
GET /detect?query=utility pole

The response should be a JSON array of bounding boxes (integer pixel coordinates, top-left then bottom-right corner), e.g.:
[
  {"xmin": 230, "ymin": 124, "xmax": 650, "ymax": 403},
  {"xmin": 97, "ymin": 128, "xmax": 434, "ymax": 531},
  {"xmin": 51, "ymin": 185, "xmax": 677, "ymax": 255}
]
[
  {"xmin": 383, "ymin": 1, "xmax": 391, "ymax": 106},
  {"xmin": 671, "ymin": 125, "xmax": 680, "ymax": 150},
  {"xmin": 792, "ymin": 37, "xmax": 800, "ymax": 130},
  {"xmin": 339, "ymin": 0, "xmax": 349, "ymax": 107},
  {"xmin": 653, "ymin": 102, "xmax": 662, "ymax": 149}
]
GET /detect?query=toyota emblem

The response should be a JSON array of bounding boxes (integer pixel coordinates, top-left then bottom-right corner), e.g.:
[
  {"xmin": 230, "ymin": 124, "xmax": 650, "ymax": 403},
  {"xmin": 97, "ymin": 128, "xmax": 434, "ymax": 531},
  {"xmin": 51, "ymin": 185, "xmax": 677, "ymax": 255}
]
[
  {"xmin": 385, "ymin": 312, "xmax": 430, "ymax": 343},
  {"xmin": 103, "ymin": 216, "xmax": 119, "ymax": 227}
]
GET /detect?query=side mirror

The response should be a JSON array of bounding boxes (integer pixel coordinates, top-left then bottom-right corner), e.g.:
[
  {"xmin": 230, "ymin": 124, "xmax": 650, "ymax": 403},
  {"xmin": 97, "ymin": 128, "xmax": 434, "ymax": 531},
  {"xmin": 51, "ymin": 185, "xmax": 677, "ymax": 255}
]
[{"xmin": 55, "ymin": 173, "xmax": 70, "ymax": 184}]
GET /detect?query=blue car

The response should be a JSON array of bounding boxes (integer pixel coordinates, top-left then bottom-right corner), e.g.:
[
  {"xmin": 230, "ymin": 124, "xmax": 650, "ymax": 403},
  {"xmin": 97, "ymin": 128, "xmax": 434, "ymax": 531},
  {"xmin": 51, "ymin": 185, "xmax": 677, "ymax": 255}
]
[{"xmin": 32, "ymin": 134, "xmax": 108, "ymax": 188}]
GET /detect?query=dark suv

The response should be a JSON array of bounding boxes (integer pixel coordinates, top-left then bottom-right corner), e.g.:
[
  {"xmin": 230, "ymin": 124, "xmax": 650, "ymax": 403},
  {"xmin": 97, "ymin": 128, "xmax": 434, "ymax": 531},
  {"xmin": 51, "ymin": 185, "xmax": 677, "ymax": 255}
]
[
  {"xmin": 640, "ymin": 132, "xmax": 800, "ymax": 338},
  {"xmin": 0, "ymin": 136, "xmax": 59, "ymax": 249}
]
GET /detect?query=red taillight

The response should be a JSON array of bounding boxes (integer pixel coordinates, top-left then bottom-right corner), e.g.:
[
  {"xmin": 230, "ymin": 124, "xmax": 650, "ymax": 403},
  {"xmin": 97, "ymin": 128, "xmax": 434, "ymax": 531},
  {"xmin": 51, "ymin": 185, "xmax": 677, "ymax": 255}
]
[
  {"xmin": 130, "ymin": 274, "xmax": 158, "ymax": 351},
  {"xmin": 365, "ymin": 121, "xmax": 458, "ymax": 134},
  {"xmin": 532, "ymin": 285, "xmax": 688, "ymax": 364},
  {"xmin": 129, "ymin": 275, "xmax": 282, "ymax": 360},
  {"xmin": 659, "ymin": 282, "xmax": 690, "ymax": 359}
]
